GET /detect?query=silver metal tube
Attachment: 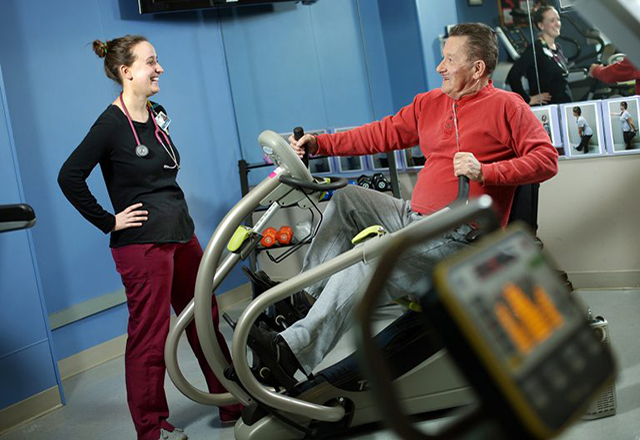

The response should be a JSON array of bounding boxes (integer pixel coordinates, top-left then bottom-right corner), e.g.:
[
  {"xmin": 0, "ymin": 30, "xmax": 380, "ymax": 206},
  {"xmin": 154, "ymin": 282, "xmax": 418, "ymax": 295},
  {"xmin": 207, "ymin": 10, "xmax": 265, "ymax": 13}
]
[
  {"xmin": 165, "ymin": 251, "xmax": 241, "ymax": 405},
  {"xmin": 193, "ymin": 171, "xmax": 284, "ymax": 405},
  {"xmin": 354, "ymin": 196, "xmax": 496, "ymax": 440},
  {"xmin": 166, "ymin": 195, "xmax": 283, "ymax": 404},
  {"xmin": 230, "ymin": 203, "xmax": 475, "ymax": 421}
]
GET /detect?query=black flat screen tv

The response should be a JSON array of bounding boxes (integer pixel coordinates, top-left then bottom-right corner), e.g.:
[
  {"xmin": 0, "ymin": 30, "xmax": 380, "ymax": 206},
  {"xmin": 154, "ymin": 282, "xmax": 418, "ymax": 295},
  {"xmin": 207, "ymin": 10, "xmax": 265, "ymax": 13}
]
[{"xmin": 138, "ymin": 0, "xmax": 314, "ymax": 14}]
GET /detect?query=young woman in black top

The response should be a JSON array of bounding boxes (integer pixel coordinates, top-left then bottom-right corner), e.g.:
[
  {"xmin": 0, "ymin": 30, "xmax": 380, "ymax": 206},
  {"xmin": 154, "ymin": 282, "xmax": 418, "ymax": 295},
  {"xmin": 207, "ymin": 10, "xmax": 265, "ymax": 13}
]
[
  {"xmin": 507, "ymin": 6, "xmax": 573, "ymax": 105},
  {"xmin": 58, "ymin": 35, "xmax": 241, "ymax": 440}
]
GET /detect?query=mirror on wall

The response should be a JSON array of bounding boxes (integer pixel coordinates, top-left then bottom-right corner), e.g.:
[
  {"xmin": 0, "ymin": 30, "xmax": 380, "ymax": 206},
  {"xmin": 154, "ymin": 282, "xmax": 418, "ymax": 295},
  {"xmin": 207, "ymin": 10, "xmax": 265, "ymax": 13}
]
[
  {"xmin": 489, "ymin": 0, "xmax": 638, "ymax": 157},
  {"xmin": 495, "ymin": 0, "xmax": 635, "ymax": 105}
]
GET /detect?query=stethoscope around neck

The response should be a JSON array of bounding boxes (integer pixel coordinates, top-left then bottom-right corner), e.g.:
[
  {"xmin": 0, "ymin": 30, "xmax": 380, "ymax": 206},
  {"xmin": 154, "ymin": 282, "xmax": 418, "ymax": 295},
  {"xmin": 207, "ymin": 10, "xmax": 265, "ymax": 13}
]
[{"xmin": 119, "ymin": 93, "xmax": 180, "ymax": 170}]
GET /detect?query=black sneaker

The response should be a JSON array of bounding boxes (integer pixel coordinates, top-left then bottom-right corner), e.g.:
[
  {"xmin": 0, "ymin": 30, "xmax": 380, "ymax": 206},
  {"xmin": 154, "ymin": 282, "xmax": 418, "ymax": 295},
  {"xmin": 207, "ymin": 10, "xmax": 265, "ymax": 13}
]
[
  {"xmin": 243, "ymin": 267, "xmax": 312, "ymax": 330},
  {"xmin": 247, "ymin": 322, "xmax": 303, "ymax": 391},
  {"xmin": 243, "ymin": 267, "xmax": 278, "ymax": 297}
]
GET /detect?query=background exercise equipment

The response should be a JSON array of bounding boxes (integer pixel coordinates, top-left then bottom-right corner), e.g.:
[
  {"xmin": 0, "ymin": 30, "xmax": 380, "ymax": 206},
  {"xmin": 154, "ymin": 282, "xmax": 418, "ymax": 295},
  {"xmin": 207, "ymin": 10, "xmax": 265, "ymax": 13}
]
[
  {"xmin": 0, "ymin": 204, "xmax": 36, "ymax": 233},
  {"xmin": 356, "ymin": 206, "xmax": 616, "ymax": 440}
]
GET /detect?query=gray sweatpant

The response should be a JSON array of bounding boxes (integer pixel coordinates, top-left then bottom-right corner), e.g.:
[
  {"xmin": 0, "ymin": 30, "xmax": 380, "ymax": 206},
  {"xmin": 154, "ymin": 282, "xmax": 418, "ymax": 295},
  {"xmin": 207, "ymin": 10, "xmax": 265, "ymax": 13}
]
[{"xmin": 280, "ymin": 185, "xmax": 471, "ymax": 373}]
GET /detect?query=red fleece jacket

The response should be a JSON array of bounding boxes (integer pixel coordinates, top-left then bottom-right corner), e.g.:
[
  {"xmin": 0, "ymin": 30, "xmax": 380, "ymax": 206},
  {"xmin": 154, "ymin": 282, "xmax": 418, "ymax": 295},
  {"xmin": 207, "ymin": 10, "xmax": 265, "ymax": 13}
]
[
  {"xmin": 316, "ymin": 82, "xmax": 558, "ymax": 227},
  {"xmin": 591, "ymin": 58, "xmax": 640, "ymax": 96}
]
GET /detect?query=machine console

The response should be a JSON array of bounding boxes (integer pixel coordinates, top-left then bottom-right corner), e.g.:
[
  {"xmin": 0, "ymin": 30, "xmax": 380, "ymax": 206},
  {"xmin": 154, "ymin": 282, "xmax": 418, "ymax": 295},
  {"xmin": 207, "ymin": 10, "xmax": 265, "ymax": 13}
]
[{"xmin": 432, "ymin": 225, "xmax": 616, "ymax": 439}]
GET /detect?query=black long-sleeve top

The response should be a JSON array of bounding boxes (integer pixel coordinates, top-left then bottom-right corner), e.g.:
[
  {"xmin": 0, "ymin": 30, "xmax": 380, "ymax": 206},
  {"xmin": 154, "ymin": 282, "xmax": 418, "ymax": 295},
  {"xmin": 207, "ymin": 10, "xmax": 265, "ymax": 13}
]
[
  {"xmin": 506, "ymin": 39, "xmax": 573, "ymax": 105},
  {"xmin": 58, "ymin": 104, "xmax": 194, "ymax": 248}
]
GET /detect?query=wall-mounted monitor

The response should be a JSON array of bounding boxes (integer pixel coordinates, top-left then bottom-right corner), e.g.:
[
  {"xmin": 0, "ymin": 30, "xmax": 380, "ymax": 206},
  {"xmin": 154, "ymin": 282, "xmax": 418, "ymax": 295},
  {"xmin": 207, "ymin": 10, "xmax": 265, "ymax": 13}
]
[
  {"xmin": 401, "ymin": 145, "xmax": 426, "ymax": 170},
  {"xmin": 332, "ymin": 127, "xmax": 366, "ymax": 173},
  {"xmin": 279, "ymin": 129, "xmax": 333, "ymax": 174},
  {"xmin": 138, "ymin": 0, "xmax": 316, "ymax": 14},
  {"xmin": 366, "ymin": 151, "xmax": 404, "ymax": 172}
]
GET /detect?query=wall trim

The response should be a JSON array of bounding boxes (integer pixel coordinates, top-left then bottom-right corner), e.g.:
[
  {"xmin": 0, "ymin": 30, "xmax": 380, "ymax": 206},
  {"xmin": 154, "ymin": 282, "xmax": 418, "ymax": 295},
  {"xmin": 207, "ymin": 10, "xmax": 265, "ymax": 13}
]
[
  {"xmin": 3, "ymin": 283, "xmax": 252, "ymax": 435},
  {"xmin": 49, "ymin": 289, "xmax": 127, "ymax": 331},
  {"xmin": 57, "ymin": 334, "xmax": 128, "ymax": 381},
  {"xmin": 58, "ymin": 282, "xmax": 252, "ymax": 380},
  {"xmin": 215, "ymin": 281, "xmax": 253, "ymax": 311},
  {"xmin": 0, "ymin": 387, "xmax": 62, "ymax": 436},
  {"xmin": 49, "ymin": 279, "xmax": 255, "ymax": 331},
  {"xmin": 567, "ymin": 270, "xmax": 640, "ymax": 290}
]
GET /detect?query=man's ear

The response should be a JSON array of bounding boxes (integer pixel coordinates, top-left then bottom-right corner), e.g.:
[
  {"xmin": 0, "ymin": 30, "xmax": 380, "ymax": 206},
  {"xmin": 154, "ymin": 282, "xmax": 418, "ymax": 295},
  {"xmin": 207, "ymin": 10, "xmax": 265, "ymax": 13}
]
[{"xmin": 473, "ymin": 60, "xmax": 487, "ymax": 79}]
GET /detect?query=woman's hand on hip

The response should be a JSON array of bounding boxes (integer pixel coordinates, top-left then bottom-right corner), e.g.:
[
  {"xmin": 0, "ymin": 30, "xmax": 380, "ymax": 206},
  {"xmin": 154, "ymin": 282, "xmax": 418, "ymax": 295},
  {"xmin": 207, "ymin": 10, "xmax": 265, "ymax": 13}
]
[
  {"xmin": 529, "ymin": 93, "xmax": 551, "ymax": 105},
  {"xmin": 113, "ymin": 203, "xmax": 148, "ymax": 231}
]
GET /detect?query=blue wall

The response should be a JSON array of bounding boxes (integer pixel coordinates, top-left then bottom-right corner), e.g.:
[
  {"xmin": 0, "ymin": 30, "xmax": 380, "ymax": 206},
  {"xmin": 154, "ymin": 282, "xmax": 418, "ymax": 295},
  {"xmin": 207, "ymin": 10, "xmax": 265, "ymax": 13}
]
[
  {"xmin": 0, "ymin": 0, "xmax": 244, "ymax": 362},
  {"xmin": 220, "ymin": 1, "xmax": 377, "ymax": 166},
  {"xmin": 455, "ymin": 0, "xmax": 500, "ymax": 28},
  {"xmin": 377, "ymin": 0, "xmax": 427, "ymax": 112},
  {"xmin": 0, "ymin": 66, "xmax": 63, "ymax": 409},
  {"xmin": 0, "ymin": 0, "xmax": 471, "ymax": 412},
  {"xmin": 414, "ymin": 0, "xmax": 458, "ymax": 92}
]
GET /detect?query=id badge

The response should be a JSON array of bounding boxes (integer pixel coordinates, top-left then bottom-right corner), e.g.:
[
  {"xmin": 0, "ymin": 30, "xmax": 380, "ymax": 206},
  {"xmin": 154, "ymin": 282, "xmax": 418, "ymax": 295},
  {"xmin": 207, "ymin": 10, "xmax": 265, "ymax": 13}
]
[{"xmin": 155, "ymin": 111, "xmax": 171, "ymax": 132}]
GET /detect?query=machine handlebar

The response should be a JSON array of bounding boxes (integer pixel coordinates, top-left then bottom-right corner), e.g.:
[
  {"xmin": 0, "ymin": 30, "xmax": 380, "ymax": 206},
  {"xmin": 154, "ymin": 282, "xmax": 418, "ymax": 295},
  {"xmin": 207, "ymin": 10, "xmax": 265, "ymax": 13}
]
[
  {"xmin": 278, "ymin": 174, "xmax": 349, "ymax": 192},
  {"xmin": 455, "ymin": 175, "xmax": 470, "ymax": 204},
  {"xmin": 293, "ymin": 126, "xmax": 309, "ymax": 168}
]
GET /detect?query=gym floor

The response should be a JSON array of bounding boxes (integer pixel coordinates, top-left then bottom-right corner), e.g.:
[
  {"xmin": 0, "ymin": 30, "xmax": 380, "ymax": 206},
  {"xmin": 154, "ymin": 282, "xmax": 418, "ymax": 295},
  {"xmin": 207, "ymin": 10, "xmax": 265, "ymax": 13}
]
[{"xmin": 1, "ymin": 289, "xmax": 639, "ymax": 440}]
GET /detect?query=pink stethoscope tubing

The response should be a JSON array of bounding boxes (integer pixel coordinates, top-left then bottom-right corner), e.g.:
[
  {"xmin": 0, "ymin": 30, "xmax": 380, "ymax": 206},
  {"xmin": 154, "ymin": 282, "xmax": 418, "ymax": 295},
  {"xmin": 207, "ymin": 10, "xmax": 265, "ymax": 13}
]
[{"xmin": 119, "ymin": 93, "xmax": 179, "ymax": 170}]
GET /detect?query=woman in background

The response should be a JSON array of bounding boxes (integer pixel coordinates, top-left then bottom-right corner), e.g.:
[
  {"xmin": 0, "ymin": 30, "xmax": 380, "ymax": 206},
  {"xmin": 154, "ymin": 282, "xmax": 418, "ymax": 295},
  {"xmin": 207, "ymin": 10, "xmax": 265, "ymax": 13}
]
[
  {"xmin": 573, "ymin": 106, "xmax": 593, "ymax": 154},
  {"xmin": 58, "ymin": 35, "xmax": 241, "ymax": 440},
  {"xmin": 507, "ymin": 6, "xmax": 573, "ymax": 105}
]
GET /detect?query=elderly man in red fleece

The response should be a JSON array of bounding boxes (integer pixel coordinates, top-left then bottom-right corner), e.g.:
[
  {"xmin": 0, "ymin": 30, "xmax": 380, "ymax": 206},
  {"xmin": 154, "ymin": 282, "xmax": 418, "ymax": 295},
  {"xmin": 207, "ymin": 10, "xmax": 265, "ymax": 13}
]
[{"xmin": 250, "ymin": 23, "xmax": 559, "ymax": 387}]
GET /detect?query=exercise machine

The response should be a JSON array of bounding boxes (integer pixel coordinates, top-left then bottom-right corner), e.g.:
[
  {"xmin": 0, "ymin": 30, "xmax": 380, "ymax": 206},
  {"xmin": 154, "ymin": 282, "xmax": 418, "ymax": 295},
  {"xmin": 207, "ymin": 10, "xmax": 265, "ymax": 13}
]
[
  {"xmin": 355, "ymin": 199, "xmax": 617, "ymax": 439},
  {"xmin": 165, "ymin": 129, "xmax": 477, "ymax": 439}
]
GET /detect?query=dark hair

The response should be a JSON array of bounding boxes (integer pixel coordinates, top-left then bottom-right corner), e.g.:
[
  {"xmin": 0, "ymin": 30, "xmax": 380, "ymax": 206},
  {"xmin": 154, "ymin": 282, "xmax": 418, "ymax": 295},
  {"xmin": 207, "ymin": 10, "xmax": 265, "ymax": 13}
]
[
  {"xmin": 533, "ymin": 6, "xmax": 557, "ymax": 31},
  {"xmin": 621, "ymin": 101, "xmax": 628, "ymax": 109},
  {"xmin": 92, "ymin": 35, "xmax": 148, "ymax": 85},
  {"xmin": 448, "ymin": 23, "xmax": 498, "ymax": 75},
  {"xmin": 573, "ymin": 106, "xmax": 582, "ymax": 116}
]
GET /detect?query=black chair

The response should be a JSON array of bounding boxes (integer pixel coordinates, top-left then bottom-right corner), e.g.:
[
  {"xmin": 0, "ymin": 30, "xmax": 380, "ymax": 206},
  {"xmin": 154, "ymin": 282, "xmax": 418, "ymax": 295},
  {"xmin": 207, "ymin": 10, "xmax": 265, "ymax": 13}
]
[{"xmin": 509, "ymin": 184, "xmax": 574, "ymax": 291}]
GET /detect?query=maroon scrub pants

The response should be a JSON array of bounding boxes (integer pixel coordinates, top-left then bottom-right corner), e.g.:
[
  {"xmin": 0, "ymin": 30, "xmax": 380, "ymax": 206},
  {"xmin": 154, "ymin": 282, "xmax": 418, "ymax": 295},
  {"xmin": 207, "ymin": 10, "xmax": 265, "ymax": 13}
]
[{"xmin": 111, "ymin": 235, "xmax": 241, "ymax": 440}]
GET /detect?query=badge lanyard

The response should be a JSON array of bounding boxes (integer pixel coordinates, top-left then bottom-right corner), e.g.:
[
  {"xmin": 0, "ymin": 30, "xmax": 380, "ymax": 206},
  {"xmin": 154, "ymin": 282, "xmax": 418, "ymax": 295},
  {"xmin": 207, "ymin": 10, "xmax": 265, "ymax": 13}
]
[
  {"xmin": 540, "ymin": 40, "xmax": 569, "ymax": 77},
  {"xmin": 119, "ymin": 93, "xmax": 180, "ymax": 170}
]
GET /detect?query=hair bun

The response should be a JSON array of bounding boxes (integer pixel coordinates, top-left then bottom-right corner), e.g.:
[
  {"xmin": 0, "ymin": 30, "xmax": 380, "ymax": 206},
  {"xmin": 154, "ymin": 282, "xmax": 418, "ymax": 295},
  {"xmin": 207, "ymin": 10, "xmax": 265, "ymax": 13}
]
[{"xmin": 92, "ymin": 40, "xmax": 108, "ymax": 59}]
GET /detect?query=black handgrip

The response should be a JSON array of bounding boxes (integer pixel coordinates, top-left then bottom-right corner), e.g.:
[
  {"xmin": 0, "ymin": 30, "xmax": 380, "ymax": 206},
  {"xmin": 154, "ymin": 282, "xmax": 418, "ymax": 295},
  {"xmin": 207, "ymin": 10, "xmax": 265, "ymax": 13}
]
[
  {"xmin": 279, "ymin": 175, "xmax": 349, "ymax": 192},
  {"xmin": 455, "ymin": 175, "xmax": 470, "ymax": 204},
  {"xmin": 293, "ymin": 126, "xmax": 309, "ymax": 168},
  {"xmin": 0, "ymin": 203, "xmax": 37, "ymax": 233}
]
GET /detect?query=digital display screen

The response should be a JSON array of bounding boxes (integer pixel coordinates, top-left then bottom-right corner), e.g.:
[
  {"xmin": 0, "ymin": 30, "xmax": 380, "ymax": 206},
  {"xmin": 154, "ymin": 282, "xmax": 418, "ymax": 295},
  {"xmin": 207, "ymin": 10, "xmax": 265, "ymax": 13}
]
[
  {"xmin": 437, "ymin": 228, "xmax": 615, "ymax": 433},
  {"xmin": 474, "ymin": 250, "xmax": 518, "ymax": 279},
  {"xmin": 491, "ymin": 279, "xmax": 565, "ymax": 357},
  {"xmin": 446, "ymin": 231, "xmax": 582, "ymax": 377}
]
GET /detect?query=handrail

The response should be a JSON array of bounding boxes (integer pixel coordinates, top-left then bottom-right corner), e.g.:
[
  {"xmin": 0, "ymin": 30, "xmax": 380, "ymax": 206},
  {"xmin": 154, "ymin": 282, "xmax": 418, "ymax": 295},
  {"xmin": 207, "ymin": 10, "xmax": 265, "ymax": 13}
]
[
  {"xmin": 0, "ymin": 203, "xmax": 36, "ymax": 233},
  {"xmin": 353, "ymin": 196, "xmax": 498, "ymax": 439},
  {"xmin": 230, "ymin": 195, "xmax": 485, "ymax": 421},
  {"xmin": 166, "ymin": 172, "xmax": 283, "ymax": 406}
]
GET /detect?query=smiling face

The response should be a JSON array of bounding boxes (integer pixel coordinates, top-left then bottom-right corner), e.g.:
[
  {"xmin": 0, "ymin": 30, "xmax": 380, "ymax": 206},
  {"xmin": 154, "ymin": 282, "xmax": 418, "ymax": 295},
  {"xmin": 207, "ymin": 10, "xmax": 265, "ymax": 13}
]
[
  {"xmin": 537, "ymin": 7, "xmax": 561, "ymax": 40},
  {"xmin": 122, "ymin": 41, "xmax": 163, "ymax": 97},
  {"xmin": 436, "ymin": 36, "xmax": 482, "ymax": 99}
]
